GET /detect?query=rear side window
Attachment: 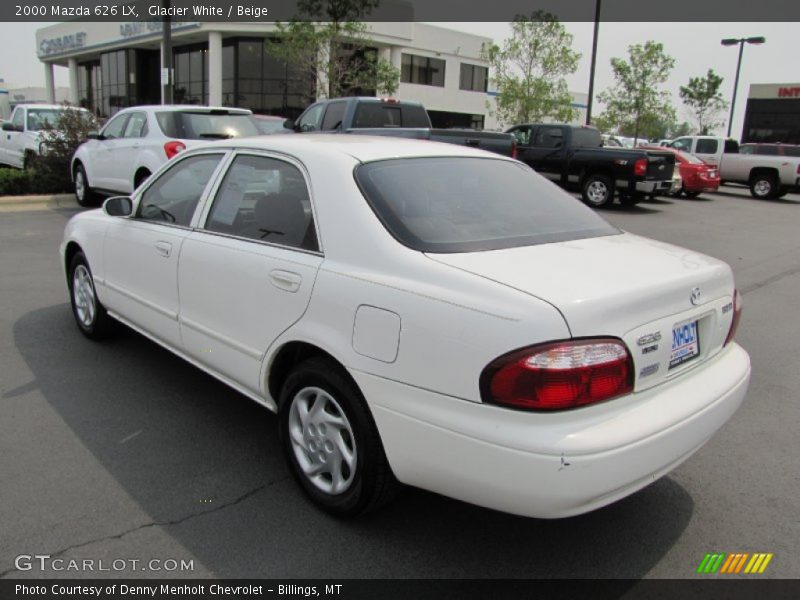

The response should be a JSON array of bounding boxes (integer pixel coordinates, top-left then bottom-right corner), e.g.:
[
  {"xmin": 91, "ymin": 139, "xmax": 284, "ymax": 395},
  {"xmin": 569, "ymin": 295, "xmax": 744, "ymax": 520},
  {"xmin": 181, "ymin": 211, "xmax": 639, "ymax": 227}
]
[
  {"xmin": 138, "ymin": 154, "xmax": 222, "ymax": 227},
  {"xmin": 156, "ymin": 111, "xmax": 259, "ymax": 139},
  {"xmin": 695, "ymin": 139, "xmax": 719, "ymax": 154},
  {"xmin": 783, "ymin": 146, "xmax": 800, "ymax": 157},
  {"xmin": 351, "ymin": 103, "xmax": 430, "ymax": 128},
  {"xmin": 204, "ymin": 155, "xmax": 317, "ymax": 251},
  {"xmin": 756, "ymin": 145, "xmax": 779, "ymax": 156},
  {"xmin": 355, "ymin": 157, "xmax": 619, "ymax": 253},
  {"xmin": 571, "ymin": 128, "xmax": 602, "ymax": 148}
]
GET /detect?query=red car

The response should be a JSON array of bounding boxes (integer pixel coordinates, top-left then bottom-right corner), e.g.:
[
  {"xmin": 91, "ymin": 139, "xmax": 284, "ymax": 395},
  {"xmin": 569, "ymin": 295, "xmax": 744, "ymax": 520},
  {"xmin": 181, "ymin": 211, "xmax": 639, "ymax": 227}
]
[{"xmin": 641, "ymin": 146, "xmax": 720, "ymax": 198}]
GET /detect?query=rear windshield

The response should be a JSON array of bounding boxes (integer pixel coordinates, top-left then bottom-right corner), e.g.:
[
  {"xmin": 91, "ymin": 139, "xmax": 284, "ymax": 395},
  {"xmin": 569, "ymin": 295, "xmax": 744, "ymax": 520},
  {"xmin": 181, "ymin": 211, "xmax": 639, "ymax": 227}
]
[
  {"xmin": 352, "ymin": 103, "xmax": 430, "ymax": 128},
  {"xmin": 355, "ymin": 157, "xmax": 619, "ymax": 253},
  {"xmin": 156, "ymin": 111, "xmax": 260, "ymax": 139}
]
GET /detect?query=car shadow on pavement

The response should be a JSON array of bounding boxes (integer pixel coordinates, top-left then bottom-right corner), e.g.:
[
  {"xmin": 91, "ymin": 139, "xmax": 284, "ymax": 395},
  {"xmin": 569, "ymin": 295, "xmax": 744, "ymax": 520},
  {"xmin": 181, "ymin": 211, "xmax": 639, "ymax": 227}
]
[
  {"xmin": 597, "ymin": 203, "xmax": 661, "ymax": 215},
  {"xmin": 712, "ymin": 189, "xmax": 800, "ymax": 204},
  {"xmin": 13, "ymin": 304, "xmax": 694, "ymax": 579}
]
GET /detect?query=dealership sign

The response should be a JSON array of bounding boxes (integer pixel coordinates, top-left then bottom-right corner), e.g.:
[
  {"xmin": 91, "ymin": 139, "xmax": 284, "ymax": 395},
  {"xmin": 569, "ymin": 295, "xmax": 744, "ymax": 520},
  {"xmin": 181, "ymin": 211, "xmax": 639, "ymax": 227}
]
[
  {"xmin": 778, "ymin": 87, "xmax": 800, "ymax": 98},
  {"xmin": 38, "ymin": 33, "xmax": 87, "ymax": 56}
]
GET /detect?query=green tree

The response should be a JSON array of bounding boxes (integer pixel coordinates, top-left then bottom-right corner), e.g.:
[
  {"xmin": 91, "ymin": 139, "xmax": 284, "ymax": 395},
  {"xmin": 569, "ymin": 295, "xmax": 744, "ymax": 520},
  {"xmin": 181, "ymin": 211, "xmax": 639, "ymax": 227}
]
[
  {"xmin": 597, "ymin": 41, "xmax": 675, "ymax": 145},
  {"xmin": 268, "ymin": 0, "xmax": 399, "ymax": 100},
  {"xmin": 482, "ymin": 11, "xmax": 580, "ymax": 127},
  {"xmin": 679, "ymin": 69, "xmax": 728, "ymax": 135}
]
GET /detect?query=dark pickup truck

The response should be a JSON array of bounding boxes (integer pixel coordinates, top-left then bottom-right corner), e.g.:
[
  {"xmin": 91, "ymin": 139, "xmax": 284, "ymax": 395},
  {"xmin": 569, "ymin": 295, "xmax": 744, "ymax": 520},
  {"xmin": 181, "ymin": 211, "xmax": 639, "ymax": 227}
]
[
  {"xmin": 506, "ymin": 123, "xmax": 676, "ymax": 207},
  {"xmin": 288, "ymin": 97, "xmax": 517, "ymax": 157}
]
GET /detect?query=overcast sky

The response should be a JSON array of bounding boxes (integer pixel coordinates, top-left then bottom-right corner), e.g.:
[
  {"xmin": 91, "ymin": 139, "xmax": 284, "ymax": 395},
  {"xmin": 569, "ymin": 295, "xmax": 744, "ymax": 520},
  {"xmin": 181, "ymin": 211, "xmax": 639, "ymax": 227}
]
[{"xmin": 1, "ymin": 21, "xmax": 795, "ymax": 137}]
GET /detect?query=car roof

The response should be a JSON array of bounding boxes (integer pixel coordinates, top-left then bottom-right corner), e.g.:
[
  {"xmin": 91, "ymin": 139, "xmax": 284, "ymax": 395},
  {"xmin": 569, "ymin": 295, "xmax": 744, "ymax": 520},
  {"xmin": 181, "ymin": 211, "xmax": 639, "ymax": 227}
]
[
  {"xmin": 116, "ymin": 105, "xmax": 252, "ymax": 114},
  {"xmin": 18, "ymin": 104, "xmax": 88, "ymax": 111},
  {"xmin": 201, "ymin": 133, "xmax": 509, "ymax": 163}
]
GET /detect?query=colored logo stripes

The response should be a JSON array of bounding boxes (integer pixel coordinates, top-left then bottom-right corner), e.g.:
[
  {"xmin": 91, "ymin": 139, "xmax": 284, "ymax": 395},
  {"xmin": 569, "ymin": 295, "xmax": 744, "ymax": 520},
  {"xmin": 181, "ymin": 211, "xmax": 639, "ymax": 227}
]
[{"xmin": 697, "ymin": 552, "xmax": 774, "ymax": 574}]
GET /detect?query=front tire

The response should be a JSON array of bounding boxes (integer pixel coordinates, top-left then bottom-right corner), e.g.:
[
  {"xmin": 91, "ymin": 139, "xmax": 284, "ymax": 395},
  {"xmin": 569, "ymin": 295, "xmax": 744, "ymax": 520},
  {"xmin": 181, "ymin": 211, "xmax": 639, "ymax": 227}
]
[
  {"xmin": 278, "ymin": 357, "xmax": 398, "ymax": 517},
  {"xmin": 69, "ymin": 251, "xmax": 114, "ymax": 339},
  {"xmin": 581, "ymin": 174, "xmax": 614, "ymax": 207},
  {"xmin": 74, "ymin": 164, "xmax": 99, "ymax": 207},
  {"xmin": 750, "ymin": 174, "xmax": 778, "ymax": 200}
]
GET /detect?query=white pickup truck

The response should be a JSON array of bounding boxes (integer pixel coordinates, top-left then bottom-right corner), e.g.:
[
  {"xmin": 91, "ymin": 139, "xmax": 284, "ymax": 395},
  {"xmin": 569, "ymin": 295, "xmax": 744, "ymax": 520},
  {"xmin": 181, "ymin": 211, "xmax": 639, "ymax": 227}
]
[
  {"xmin": 670, "ymin": 135, "xmax": 800, "ymax": 199},
  {"xmin": 0, "ymin": 104, "xmax": 90, "ymax": 169}
]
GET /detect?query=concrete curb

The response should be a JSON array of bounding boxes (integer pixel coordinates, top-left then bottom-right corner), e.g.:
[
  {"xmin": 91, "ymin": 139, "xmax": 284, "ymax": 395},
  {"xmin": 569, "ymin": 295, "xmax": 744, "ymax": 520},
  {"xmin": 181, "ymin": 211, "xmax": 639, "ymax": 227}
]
[
  {"xmin": 0, "ymin": 194, "xmax": 79, "ymax": 212},
  {"xmin": 0, "ymin": 193, "xmax": 74, "ymax": 204}
]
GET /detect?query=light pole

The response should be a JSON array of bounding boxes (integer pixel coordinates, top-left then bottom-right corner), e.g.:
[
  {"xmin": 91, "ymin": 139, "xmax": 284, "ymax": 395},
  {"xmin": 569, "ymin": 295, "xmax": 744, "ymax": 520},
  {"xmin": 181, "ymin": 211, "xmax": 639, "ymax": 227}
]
[
  {"xmin": 585, "ymin": 0, "xmax": 602, "ymax": 126},
  {"xmin": 721, "ymin": 36, "xmax": 765, "ymax": 138}
]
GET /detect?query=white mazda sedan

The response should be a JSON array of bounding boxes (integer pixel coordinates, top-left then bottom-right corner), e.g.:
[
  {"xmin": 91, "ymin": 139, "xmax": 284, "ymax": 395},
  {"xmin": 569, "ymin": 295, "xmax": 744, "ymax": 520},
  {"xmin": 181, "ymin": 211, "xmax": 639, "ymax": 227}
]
[{"xmin": 60, "ymin": 135, "xmax": 751, "ymax": 518}]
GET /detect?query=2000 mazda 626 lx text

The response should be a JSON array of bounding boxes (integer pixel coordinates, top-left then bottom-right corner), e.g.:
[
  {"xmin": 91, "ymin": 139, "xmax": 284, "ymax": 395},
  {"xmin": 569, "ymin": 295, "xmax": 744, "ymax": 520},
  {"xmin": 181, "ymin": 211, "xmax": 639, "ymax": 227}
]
[{"xmin": 60, "ymin": 135, "xmax": 751, "ymax": 518}]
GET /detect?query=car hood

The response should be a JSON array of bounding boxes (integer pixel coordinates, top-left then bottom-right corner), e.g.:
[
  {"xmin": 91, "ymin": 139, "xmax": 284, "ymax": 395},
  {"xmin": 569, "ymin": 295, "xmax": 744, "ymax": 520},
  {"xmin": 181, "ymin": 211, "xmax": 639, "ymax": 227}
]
[{"xmin": 427, "ymin": 233, "xmax": 736, "ymax": 389}]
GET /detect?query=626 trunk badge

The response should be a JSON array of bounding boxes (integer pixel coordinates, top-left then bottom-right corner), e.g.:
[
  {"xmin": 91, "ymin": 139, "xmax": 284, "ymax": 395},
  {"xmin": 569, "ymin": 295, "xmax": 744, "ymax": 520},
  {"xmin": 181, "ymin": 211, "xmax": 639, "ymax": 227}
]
[{"xmin": 637, "ymin": 332, "xmax": 662, "ymax": 346}]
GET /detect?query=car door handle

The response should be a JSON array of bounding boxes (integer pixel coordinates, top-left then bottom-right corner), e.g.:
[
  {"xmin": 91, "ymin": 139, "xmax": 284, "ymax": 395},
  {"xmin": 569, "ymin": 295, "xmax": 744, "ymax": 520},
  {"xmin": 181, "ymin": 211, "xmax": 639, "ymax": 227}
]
[
  {"xmin": 155, "ymin": 241, "xmax": 172, "ymax": 257},
  {"xmin": 269, "ymin": 269, "xmax": 302, "ymax": 293}
]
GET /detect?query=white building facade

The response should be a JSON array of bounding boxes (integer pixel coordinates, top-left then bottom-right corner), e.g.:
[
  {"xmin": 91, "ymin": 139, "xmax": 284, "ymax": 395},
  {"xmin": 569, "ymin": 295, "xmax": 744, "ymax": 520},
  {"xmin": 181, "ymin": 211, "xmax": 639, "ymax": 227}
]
[{"xmin": 35, "ymin": 21, "xmax": 497, "ymax": 128}]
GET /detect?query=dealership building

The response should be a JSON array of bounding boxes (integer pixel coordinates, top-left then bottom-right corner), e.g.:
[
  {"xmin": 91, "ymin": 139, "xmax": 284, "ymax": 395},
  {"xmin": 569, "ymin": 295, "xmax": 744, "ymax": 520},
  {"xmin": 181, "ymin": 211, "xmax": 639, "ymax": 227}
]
[
  {"xmin": 742, "ymin": 83, "xmax": 800, "ymax": 145},
  {"xmin": 35, "ymin": 20, "xmax": 504, "ymax": 128}
]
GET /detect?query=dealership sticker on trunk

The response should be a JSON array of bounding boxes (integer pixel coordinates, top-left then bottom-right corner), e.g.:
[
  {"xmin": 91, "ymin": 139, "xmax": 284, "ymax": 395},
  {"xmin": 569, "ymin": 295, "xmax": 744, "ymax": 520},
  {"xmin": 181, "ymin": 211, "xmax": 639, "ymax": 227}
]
[{"xmin": 670, "ymin": 321, "xmax": 700, "ymax": 369}]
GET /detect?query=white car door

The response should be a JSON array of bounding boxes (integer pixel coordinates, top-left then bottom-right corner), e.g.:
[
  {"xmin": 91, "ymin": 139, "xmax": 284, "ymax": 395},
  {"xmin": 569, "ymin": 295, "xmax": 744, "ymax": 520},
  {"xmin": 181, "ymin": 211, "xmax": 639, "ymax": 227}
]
[
  {"xmin": 109, "ymin": 111, "xmax": 149, "ymax": 193},
  {"xmin": 4, "ymin": 107, "xmax": 26, "ymax": 167},
  {"xmin": 102, "ymin": 152, "xmax": 227, "ymax": 348},
  {"xmin": 92, "ymin": 112, "xmax": 130, "ymax": 191},
  {"xmin": 177, "ymin": 152, "xmax": 323, "ymax": 396}
]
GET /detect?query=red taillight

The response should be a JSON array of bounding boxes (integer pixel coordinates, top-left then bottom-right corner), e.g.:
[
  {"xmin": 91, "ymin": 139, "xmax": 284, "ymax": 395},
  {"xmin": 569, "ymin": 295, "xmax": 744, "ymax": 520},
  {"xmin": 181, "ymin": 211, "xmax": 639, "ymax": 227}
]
[
  {"xmin": 511, "ymin": 140, "xmax": 518, "ymax": 160},
  {"xmin": 480, "ymin": 339, "xmax": 634, "ymax": 411},
  {"xmin": 724, "ymin": 289, "xmax": 743, "ymax": 346},
  {"xmin": 164, "ymin": 140, "xmax": 186, "ymax": 159},
  {"xmin": 634, "ymin": 158, "xmax": 648, "ymax": 177}
]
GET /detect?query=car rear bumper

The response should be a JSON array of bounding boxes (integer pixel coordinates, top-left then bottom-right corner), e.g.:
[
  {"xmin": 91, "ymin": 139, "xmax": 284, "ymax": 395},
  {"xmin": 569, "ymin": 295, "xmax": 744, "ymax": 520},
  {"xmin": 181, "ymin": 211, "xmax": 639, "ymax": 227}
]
[{"xmin": 352, "ymin": 343, "xmax": 750, "ymax": 518}]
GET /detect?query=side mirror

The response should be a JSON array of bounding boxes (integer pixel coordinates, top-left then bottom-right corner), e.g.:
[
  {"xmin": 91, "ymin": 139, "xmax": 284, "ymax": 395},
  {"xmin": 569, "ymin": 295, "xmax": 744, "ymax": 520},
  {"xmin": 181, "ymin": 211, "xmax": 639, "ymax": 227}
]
[
  {"xmin": 103, "ymin": 196, "xmax": 133, "ymax": 217},
  {"xmin": 282, "ymin": 118, "xmax": 296, "ymax": 131},
  {"xmin": 86, "ymin": 131, "xmax": 105, "ymax": 141},
  {"xmin": 2, "ymin": 122, "xmax": 19, "ymax": 132}
]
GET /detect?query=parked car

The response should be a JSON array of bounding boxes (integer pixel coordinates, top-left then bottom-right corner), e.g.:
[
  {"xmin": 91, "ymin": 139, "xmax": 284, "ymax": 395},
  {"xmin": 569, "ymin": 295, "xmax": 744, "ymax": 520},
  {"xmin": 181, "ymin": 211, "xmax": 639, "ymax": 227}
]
[
  {"xmin": 60, "ymin": 135, "xmax": 750, "ymax": 519},
  {"xmin": 0, "ymin": 104, "xmax": 92, "ymax": 169},
  {"xmin": 290, "ymin": 97, "xmax": 517, "ymax": 157},
  {"xmin": 740, "ymin": 143, "xmax": 800, "ymax": 157},
  {"xmin": 507, "ymin": 123, "xmax": 675, "ymax": 207},
  {"xmin": 670, "ymin": 136, "xmax": 800, "ymax": 199},
  {"xmin": 641, "ymin": 145, "xmax": 721, "ymax": 198},
  {"xmin": 71, "ymin": 105, "xmax": 261, "ymax": 206},
  {"xmin": 253, "ymin": 114, "xmax": 292, "ymax": 135}
]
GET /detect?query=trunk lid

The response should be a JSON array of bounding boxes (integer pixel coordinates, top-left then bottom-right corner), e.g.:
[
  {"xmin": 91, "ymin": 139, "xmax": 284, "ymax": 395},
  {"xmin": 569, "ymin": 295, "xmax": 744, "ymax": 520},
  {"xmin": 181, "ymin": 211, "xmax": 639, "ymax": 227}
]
[{"xmin": 428, "ymin": 232, "xmax": 736, "ymax": 391}]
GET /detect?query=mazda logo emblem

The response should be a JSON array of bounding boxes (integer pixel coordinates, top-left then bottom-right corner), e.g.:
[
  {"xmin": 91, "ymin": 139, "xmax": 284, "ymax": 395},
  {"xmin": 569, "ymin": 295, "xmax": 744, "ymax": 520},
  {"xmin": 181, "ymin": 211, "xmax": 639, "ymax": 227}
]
[{"xmin": 690, "ymin": 287, "xmax": 701, "ymax": 305}]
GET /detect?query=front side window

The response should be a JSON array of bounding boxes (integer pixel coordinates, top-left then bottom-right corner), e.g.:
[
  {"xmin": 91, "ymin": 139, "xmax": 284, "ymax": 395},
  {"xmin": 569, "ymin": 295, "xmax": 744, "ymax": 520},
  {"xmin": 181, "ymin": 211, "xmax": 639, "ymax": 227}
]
[
  {"xmin": 508, "ymin": 126, "xmax": 531, "ymax": 146},
  {"xmin": 355, "ymin": 157, "xmax": 619, "ymax": 253},
  {"xmin": 102, "ymin": 113, "xmax": 129, "ymax": 139},
  {"xmin": 204, "ymin": 154, "xmax": 317, "ymax": 252},
  {"xmin": 297, "ymin": 104, "xmax": 324, "ymax": 132},
  {"xmin": 137, "ymin": 154, "xmax": 223, "ymax": 227},
  {"xmin": 11, "ymin": 108, "xmax": 24, "ymax": 129},
  {"xmin": 671, "ymin": 138, "xmax": 692, "ymax": 152}
]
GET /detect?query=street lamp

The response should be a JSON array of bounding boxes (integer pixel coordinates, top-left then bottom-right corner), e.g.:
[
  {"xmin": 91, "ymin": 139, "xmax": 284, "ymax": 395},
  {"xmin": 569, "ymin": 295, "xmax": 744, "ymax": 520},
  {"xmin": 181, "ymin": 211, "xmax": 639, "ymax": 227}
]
[
  {"xmin": 721, "ymin": 36, "xmax": 765, "ymax": 138},
  {"xmin": 586, "ymin": 0, "xmax": 602, "ymax": 125}
]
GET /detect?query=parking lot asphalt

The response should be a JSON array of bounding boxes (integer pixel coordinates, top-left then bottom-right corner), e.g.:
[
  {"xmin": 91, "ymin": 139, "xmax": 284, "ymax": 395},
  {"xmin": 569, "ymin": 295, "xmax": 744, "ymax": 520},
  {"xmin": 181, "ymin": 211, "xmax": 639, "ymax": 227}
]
[{"xmin": 1, "ymin": 185, "xmax": 798, "ymax": 580}]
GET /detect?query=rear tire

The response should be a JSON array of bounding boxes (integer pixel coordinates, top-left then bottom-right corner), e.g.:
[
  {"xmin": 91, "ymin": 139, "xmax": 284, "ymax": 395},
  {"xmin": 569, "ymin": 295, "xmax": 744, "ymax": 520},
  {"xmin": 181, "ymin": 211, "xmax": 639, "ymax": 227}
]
[
  {"xmin": 581, "ymin": 174, "xmax": 614, "ymax": 208},
  {"xmin": 68, "ymin": 251, "xmax": 115, "ymax": 339},
  {"xmin": 74, "ymin": 165, "xmax": 99, "ymax": 207},
  {"xmin": 278, "ymin": 357, "xmax": 398, "ymax": 517},
  {"xmin": 749, "ymin": 174, "xmax": 778, "ymax": 200}
]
